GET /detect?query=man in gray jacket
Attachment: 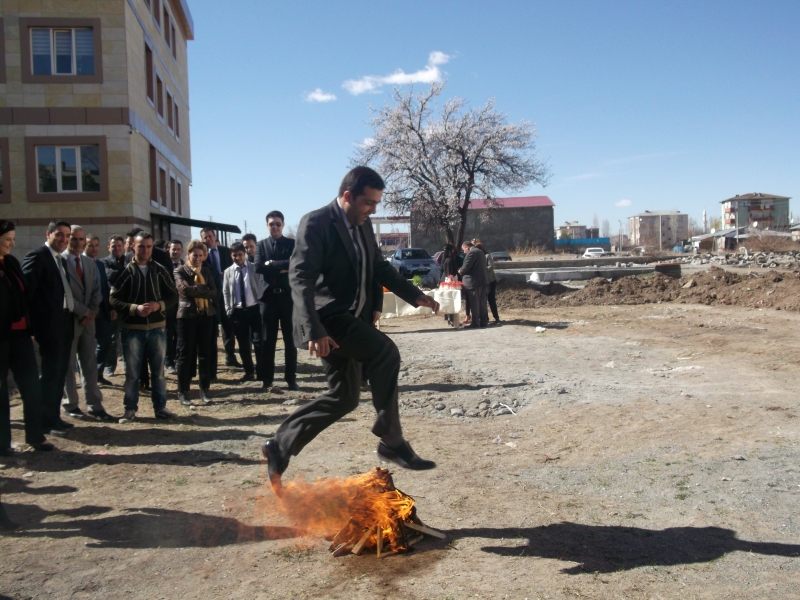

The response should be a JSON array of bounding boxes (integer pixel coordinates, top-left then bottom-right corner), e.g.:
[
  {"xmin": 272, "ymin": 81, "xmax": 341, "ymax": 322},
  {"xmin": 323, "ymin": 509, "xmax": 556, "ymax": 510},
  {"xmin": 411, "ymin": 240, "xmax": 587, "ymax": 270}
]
[
  {"xmin": 459, "ymin": 241, "xmax": 489, "ymax": 328},
  {"xmin": 61, "ymin": 226, "xmax": 113, "ymax": 421}
]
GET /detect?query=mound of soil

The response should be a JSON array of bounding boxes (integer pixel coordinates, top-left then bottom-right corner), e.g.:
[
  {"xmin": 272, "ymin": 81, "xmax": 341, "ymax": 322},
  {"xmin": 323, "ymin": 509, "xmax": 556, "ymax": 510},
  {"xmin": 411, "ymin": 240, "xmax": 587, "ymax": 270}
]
[{"xmin": 496, "ymin": 267, "xmax": 800, "ymax": 311}]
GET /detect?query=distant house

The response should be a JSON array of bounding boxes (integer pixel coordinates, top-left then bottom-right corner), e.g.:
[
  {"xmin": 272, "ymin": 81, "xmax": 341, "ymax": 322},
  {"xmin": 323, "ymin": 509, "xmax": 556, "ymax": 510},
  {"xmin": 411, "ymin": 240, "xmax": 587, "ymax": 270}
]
[
  {"xmin": 410, "ymin": 196, "xmax": 555, "ymax": 254},
  {"xmin": 629, "ymin": 211, "xmax": 689, "ymax": 250},
  {"xmin": 721, "ymin": 192, "xmax": 791, "ymax": 231},
  {"xmin": 554, "ymin": 221, "xmax": 586, "ymax": 239}
]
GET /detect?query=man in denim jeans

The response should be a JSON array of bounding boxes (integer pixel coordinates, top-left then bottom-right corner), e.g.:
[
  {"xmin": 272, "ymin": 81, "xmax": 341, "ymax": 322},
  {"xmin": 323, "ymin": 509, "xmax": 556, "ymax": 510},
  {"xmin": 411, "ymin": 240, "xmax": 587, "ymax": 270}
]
[{"xmin": 110, "ymin": 232, "xmax": 178, "ymax": 422}]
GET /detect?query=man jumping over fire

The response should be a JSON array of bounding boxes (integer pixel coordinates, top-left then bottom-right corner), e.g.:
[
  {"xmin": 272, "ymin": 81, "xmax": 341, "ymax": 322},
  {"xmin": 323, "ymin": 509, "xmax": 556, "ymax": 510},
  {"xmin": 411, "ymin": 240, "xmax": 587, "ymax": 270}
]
[{"xmin": 261, "ymin": 166, "xmax": 440, "ymax": 494}]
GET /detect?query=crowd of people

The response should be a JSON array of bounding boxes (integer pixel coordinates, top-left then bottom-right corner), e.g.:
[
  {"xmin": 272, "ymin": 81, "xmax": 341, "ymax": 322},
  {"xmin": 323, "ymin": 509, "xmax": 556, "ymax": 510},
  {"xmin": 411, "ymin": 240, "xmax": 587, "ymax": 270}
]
[
  {"xmin": 438, "ymin": 239, "xmax": 501, "ymax": 328},
  {"xmin": 0, "ymin": 210, "xmax": 299, "ymax": 455}
]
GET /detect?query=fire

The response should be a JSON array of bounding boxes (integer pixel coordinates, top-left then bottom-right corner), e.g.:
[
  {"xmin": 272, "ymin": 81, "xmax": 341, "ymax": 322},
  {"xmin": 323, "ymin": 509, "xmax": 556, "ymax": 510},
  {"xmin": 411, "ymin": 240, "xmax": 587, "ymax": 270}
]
[{"xmin": 271, "ymin": 468, "xmax": 443, "ymax": 556}]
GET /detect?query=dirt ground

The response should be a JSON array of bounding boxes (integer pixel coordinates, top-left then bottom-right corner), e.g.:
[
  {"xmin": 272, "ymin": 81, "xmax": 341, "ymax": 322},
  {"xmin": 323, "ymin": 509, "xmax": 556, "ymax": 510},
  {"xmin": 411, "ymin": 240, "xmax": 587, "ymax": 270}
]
[{"xmin": 2, "ymin": 278, "xmax": 800, "ymax": 599}]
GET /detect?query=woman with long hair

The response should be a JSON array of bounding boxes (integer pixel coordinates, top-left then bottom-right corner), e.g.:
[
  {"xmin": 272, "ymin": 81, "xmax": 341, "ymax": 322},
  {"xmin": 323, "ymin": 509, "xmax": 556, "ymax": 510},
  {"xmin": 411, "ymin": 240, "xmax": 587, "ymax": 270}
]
[
  {"xmin": 0, "ymin": 220, "xmax": 54, "ymax": 454},
  {"xmin": 472, "ymin": 239, "xmax": 501, "ymax": 324},
  {"xmin": 174, "ymin": 240, "xmax": 217, "ymax": 405}
]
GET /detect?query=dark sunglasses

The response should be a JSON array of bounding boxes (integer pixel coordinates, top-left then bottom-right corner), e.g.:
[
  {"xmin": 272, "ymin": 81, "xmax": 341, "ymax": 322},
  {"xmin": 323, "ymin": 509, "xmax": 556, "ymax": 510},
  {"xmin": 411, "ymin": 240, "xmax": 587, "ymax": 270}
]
[{"xmin": 268, "ymin": 222, "xmax": 283, "ymax": 228}]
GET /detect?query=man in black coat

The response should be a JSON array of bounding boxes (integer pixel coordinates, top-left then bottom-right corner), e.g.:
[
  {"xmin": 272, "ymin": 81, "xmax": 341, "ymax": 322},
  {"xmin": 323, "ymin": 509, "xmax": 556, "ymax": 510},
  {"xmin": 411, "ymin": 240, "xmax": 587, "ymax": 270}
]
[
  {"xmin": 21, "ymin": 220, "xmax": 76, "ymax": 436},
  {"xmin": 261, "ymin": 167, "xmax": 440, "ymax": 494},
  {"xmin": 459, "ymin": 241, "xmax": 490, "ymax": 328},
  {"xmin": 100, "ymin": 234, "xmax": 126, "ymax": 377},
  {"xmin": 254, "ymin": 211, "xmax": 297, "ymax": 390},
  {"xmin": 201, "ymin": 227, "xmax": 237, "ymax": 374}
]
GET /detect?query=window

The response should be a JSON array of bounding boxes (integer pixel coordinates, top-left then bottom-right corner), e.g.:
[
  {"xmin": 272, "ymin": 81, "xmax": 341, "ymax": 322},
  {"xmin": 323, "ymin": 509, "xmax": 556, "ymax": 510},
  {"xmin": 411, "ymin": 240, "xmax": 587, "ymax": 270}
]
[
  {"xmin": 163, "ymin": 8, "xmax": 171, "ymax": 46},
  {"xmin": 156, "ymin": 75, "xmax": 164, "ymax": 118},
  {"xmin": 170, "ymin": 175, "xmax": 176, "ymax": 212},
  {"xmin": 153, "ymin": 0, "xmax": 161, "ymax": 27},
  {"xmin": 149, "ymin": 145, "xmax": 157, "ymax": 204},
  {"xmin": 31, "ymin": 27, "xmax": 94, "ymax": 75},
  {"xmin": 144, "ymin": 0, "xmax": 151, "ymax": 10},
  {"xmin": 171, "ymin": 24, "xmax": 177, "ymax": 59},
  {"xmin": 177, "ymin": 180, "xmax": 182, "ymax": 215},
  {"xmin": 166, "ymin": 91, "xmax": 174, "ymax": 130},
  {"xmin": 145, "ymin": 44, "xmax": 154, "ymax": 102},
  {"xmin": 159, "ymin": 166, "xmax": 167, "ymax": 207},
  {"xmin": 36, "ymin": 144, "xmax": 101, "ymax": 193},
  {"xmin": 174, "ymin": 103, "xmax": 180, "ymax": 139},
  {"xmin": 0, "ymin": 138, "xmax": 10, "ymax": 204}
]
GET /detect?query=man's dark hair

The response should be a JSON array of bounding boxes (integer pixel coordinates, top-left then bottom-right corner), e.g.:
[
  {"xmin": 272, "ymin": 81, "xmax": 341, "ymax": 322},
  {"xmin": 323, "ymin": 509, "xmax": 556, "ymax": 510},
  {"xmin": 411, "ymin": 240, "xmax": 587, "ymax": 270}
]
[
  {"xmin": 153, "ymin": 239, "xmax": 166, "ymax": 249},
  {"xmin": 338, "ymin": 166, "xmax": 385, "ymax": 199},
  {"xmin": 265, "ymin": 211, "xmax": 284, "ymax": 223},
  {"xmin": 126, "ymin": 227, "xmax": 143, "ymax": 238},
  {"xmin": 108, "ymin": 234, "xmax": 124, "ymax": 244},
  {"xmin": 462, "ymin": 240, "xmax": 473, "ymax": 248},
  {"xmin": 200, "ymin": 227, "xmax": 216, "ymax": 236},
  {"xmin": 47, "ymin": 219, "xmax": 70, "ymax": 234},
  {"xmin": 229, "ymin": 241, "xmax": 246, "ymax": 254},
  {"xmin": 241, "ymin": 233, "xmax": 257, "ymax": 243},
  {"xmin": 134, "ymin": 231, "xmax": 153, "ymax": 241},
  {"xmin": 168, "ymin": 239, "xmax": 183, "ymax": 247}
]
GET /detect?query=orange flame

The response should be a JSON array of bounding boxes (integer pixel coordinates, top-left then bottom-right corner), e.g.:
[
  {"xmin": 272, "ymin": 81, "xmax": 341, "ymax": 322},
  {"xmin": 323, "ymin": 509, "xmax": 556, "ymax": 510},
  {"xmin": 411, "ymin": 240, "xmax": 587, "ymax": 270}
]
[{"xmin": 272, "ymin": 468, "xmax": 416, "ymax": 553}]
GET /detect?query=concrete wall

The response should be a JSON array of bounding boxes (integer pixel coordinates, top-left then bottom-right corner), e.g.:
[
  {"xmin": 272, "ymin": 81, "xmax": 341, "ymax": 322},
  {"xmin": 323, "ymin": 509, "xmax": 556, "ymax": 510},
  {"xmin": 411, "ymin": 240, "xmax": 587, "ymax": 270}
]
[{"xmin": 411, "ymin": 206, "xmax": 555, "ymax": 254}]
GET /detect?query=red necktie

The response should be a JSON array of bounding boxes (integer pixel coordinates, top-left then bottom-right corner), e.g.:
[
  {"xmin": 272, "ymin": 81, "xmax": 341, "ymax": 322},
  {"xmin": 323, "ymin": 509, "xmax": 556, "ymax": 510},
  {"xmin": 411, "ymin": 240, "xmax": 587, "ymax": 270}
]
[{"xmin": 75, "ymin": 256, "xmax": 84, "ymax": 285}]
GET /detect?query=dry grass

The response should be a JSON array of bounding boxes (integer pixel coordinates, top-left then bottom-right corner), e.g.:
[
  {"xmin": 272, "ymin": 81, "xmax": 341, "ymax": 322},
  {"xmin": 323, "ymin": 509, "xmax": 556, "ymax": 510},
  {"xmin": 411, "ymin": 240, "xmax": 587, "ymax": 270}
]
[
  {"xmin": 740, "ymin": 235, "xmax": 798, "ymax": 253},
  {"xmin": 511, "ymin": 242, "xmax": 556, "ymax": 256}
]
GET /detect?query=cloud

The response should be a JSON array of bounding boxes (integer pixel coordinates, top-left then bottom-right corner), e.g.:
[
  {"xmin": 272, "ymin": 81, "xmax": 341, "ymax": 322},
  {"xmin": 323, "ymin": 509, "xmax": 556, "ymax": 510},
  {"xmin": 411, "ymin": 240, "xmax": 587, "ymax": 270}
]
[
  {"xmin": 343, "ymin": 51, "xmax": 451, "ymax": 95},
  {"xmin": 615, "ymin": 199, "xmax": 632, "ymax": 207},
  {"xmin": 306, "ymin": 88, "xmax": 337, "ymax": 103},
  {"xmin": 565, "ymin": 171, "xmax": 604, "ymax": 181}
]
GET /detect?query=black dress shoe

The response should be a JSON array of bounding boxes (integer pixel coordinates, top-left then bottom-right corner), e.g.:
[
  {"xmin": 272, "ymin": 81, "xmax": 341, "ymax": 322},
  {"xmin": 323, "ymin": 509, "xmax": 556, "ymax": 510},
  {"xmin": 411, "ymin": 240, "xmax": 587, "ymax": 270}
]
[
  {"xmin": 286, "ymin": 382, "xmax": 300, "ymax": 391},
  {"xmin": 239, "ymin": 373, "xmax": 255, "ymax": 382},
  {"xmin": 0, "ymin": 447, "xmax": 16, "ymax": 457},
  {"xmin": 97, "ymin": 377, "xmax": 113, "ymax": 386},
  {"xmin": 56, "ymin": 420, "xmax": 74, "ymax": 429},
  {"xmin": 62, "ymin": 407, "xmax": 85, "ymax": 419},
  {"xmin": 87, "ymin": 408, "xmax": 116, "ymax": 422},
  {"xmin": 31, "ymin": 441, "xmax": 55, "ymax": 452},
  {"xmin": 225, "ymin": 357, "xmax": 241, "ymax": 367},
  {"xmin": 261, "ymin": 382, "xmax": 273, "ymax": 391},
  {"xmin": 377, "ymin": 440, "xmax": 436, "ymax": 470},
  {"xmin": 261, "ymin": 440, "xmax": 288, "ymax": 496}
]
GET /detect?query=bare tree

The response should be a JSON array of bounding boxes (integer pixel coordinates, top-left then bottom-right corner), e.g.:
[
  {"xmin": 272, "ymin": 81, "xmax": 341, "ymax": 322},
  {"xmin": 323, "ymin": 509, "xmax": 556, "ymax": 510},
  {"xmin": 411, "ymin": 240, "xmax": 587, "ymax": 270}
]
[
  {"xmin": 592, "ymin": 214, "xmax": 599, "ymax": 229},
  {"xmin": 601, "ymin": 219, "xmax": 610, "ymax": 238},
  {"xmin": 353, "ymin": 83, "xmax": 551, "ymax": 248}
]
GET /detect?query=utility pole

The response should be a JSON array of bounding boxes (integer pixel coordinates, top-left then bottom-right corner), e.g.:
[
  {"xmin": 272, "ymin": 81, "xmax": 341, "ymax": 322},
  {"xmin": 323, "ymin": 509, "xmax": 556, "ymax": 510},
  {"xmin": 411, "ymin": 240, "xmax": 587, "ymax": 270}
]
[
  {"xmin": 618, "ymin": 220, "xmax": 623, "ymax": 251},
  {"xmin": 243, "ymin": 220, "xmax": 248, "ymax": 234}
]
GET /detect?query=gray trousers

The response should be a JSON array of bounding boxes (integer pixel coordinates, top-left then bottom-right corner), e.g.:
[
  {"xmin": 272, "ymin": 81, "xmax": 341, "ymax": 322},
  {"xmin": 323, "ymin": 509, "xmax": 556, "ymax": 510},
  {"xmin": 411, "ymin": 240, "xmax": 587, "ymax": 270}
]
[
  {"xmin": 63, "ymin": 319, "xmax": 104, "ymax": 411},
  {"xmin": 465, "ymin": 286, "xmax": 489, "ymax": 328}
]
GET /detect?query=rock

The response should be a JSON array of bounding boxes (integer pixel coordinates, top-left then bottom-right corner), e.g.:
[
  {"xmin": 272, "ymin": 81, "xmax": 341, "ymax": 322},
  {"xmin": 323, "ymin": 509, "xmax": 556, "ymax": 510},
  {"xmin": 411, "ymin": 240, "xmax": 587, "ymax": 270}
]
[
  {"xmin": 508, "ymin": 433, "xmax": 519, "ymax": 439},
  {"xmin": 282, "ymin": 398, "xmax": 298, "ymax": 406},
  {"xmin": 680, "ymin": 391, "xmax": 692, "ymax": 397},
  {"xmin": 682, "ymin": 279, "xmax": 696, "ymax": 288},
  {"xmin": 492, "ymin": 436, "xmax": 502, "ymax": 443},
  {"xmin": 721, "ymin": 477, "xmax": 731, "ymax": 481},
  {"xmin": 466, "ymin": 411, "xmax": 479, "ymax": 418},
  {"xmin": 434, "ymin": 402, "xmax": 446, "ymax": 411},
  {"xmin": 505, "ymin": 442, "xmax": 517, "ymax": 448},
  {"xmin": 535, "ymin": 326, "xmax": 546, "ymax": 333},
  {"xmin": 22, "ymin": 472, "xmax": 33, "ymax": 478},
  {"xmin": 269, "ymin": 386, "xmax": 283, "ymax": 394},
  {"xmin": 493, "ymin": 407, "xmax": 512, "ymax": 416},
  {"xmin": 605, "ymin": 361, "xmax": 615, "ymax": 369},
  {"xmin": 478, "ymin": 402, "xmax": 489, "ymax": 410},
  {"xmin": 731, "ymin": 455, "xmax": 747, "ymax": 461},
  {"xmin": 450, "ymin": 408, "xmax": 464, "ymax": 417},
  {"xmin": 557, "ymin": 387, "xmax": 568, "ymax": 394}
]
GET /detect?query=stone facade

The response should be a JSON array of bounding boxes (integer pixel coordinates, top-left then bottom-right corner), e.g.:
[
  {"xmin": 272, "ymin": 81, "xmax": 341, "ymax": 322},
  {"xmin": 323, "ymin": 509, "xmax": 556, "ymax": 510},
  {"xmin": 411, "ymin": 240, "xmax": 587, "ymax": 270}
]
[
  {"xmin": 411, "ymin": 196, "xmax": 556, "ymax": 254},
  {"xmin": 0, "ymin": 0, "xmax": 194, "ymax": 258}
]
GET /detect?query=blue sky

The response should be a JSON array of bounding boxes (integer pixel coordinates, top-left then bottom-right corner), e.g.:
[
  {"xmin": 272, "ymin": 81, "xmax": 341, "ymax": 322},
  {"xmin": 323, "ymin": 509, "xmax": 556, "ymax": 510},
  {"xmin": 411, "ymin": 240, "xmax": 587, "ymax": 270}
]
[{"xmin": 187, "ymin": 0, "xmax": 799, "ymax": 238}]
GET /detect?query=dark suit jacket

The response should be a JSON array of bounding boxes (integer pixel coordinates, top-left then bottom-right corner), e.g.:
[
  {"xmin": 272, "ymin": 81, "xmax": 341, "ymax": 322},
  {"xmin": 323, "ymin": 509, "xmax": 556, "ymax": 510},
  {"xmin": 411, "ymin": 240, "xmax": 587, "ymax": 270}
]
[
  {"xmin": 102, "ymin": 253, "xmax": 126, "ymax": 287},
  {"xmin": 94, "ymin": 258, "xmax": 113, "ymax": 320},
  {"xmin": 21, "ymin": 244, "xmax": 71, "ymax": 343},
  {"xmin": 202, "ymin": 245, "xmax": 232, "ymax": 289},
  {"xmin": 460, "ymin": 247, "xmax": 489, "ymax": 289},
  {"xmin": 290, "ymin": 198, "xmax": 423, "ymax": 345},
  {"xmin": 254, "ymin": 236, "xmax": 295, "ymax": 300}
]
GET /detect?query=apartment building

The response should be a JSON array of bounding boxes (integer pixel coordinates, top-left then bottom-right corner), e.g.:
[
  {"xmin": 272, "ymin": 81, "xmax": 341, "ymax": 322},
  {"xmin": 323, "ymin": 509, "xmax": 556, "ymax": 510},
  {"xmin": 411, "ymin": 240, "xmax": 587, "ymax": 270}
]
[
  {"xmin": 721, "ymin": 192, "xmax": 791, "ymax": 231},
  {"xmin": 628, "ymin": 210, "xmax": 688, "ymax": 250},
  {"xmin": 554, "ymin": 221, "xmax": 586, "ymax": 240},
  {"xmin": 0, "ymin": 0, "xmax": 201, "ymax": 257}
]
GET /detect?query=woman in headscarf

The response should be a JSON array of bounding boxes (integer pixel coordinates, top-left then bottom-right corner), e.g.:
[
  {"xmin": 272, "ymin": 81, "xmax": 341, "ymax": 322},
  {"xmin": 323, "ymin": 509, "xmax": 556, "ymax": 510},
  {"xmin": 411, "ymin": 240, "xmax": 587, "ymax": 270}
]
[
  {"xmin": 0, "ymin": 220, "xmax": 54, "ymax": 454},
  {"xmin": 174, "ymin": 240, "xmax": 217, "ymax": 405}
]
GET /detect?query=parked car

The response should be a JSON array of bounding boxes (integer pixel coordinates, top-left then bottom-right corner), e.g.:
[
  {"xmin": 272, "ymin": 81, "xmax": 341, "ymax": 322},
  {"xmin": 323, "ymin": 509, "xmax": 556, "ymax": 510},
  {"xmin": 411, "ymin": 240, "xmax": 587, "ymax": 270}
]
[
  {"xmin": 490, "ymin": 251, "xmax": 512, "ymax": 262},
  {"xmin": 582, "ymin": 247, "xmax": 608, "ymax": 258},
  {"xmin": 432, "ymin": 251, "xmax": 444, "ymax": 265},
  {"xmin": 389, "ymin": 248, "xmax": 437, "ymax": 278}
]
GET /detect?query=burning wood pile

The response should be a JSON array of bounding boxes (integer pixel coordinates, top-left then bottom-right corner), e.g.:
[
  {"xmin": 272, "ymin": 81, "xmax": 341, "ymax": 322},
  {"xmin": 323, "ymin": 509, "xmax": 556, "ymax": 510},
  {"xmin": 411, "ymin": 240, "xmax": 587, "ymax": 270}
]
[{"xmin": 276, "ymin": 468, "xmax": 444, "ymax": 558}]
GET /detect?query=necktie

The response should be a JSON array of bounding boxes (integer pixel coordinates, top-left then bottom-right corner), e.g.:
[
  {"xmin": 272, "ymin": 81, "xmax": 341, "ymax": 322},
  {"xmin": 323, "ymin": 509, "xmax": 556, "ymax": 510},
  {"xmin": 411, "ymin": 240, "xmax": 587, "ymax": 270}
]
[
  {"xmin": 353, "ymin": 227, "xmax": 367, "ymax": 317},
  {"xmin": 74, "ymin": 256, "xmax": 84, "ymax": 286},
  {"xmin": 57, "ymin": 256, "xmax": 75, "ymax": 312},
  {"xmin": 238, "ymin": 266, "xmax": 247, "ymax": 307}
]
